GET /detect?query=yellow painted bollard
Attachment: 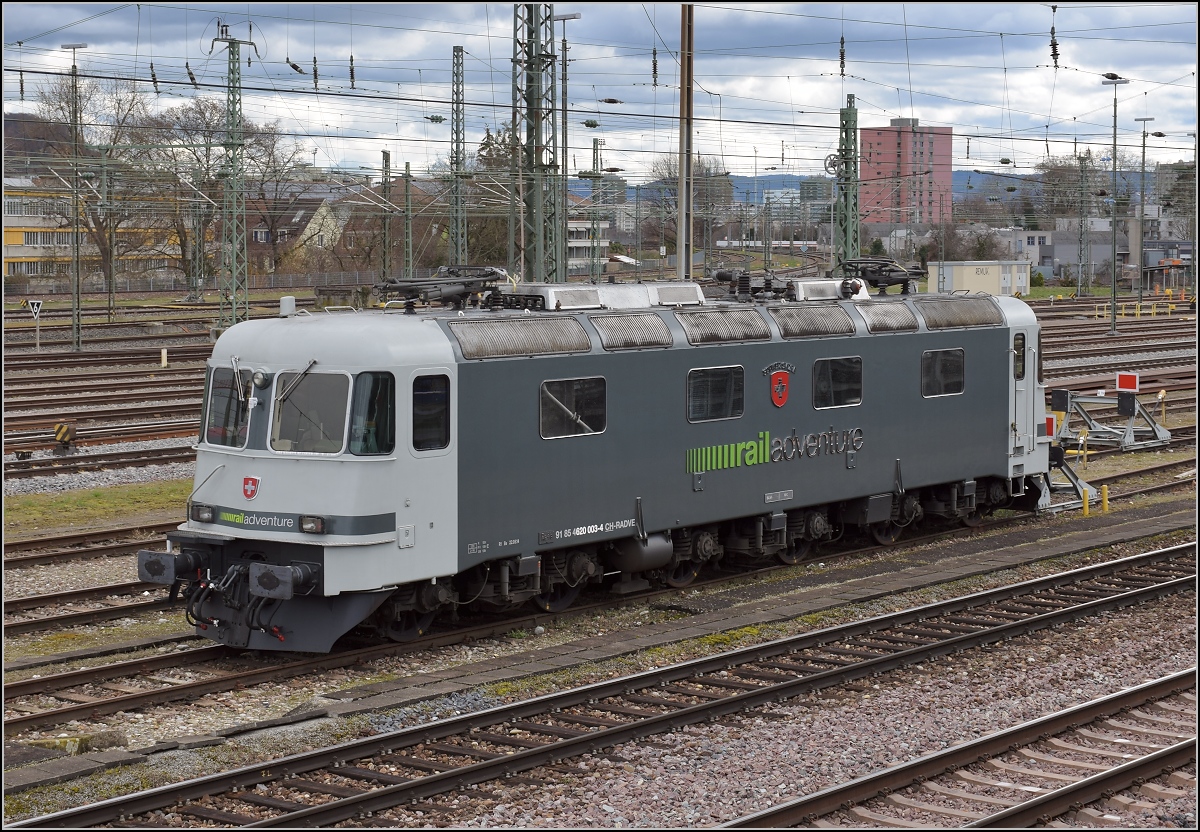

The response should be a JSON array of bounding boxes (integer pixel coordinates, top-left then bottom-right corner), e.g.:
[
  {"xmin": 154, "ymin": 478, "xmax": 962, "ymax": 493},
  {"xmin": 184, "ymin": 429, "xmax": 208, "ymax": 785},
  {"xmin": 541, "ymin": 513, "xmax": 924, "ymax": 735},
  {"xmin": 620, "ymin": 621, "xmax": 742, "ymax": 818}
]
[
  {"xmin": 1082, "ymin": 488, "xmax": 1090, "ymax": 517},
  {"xmin": 1100, "ymin": 485, "xmax": 1109, "ymax": 513}
]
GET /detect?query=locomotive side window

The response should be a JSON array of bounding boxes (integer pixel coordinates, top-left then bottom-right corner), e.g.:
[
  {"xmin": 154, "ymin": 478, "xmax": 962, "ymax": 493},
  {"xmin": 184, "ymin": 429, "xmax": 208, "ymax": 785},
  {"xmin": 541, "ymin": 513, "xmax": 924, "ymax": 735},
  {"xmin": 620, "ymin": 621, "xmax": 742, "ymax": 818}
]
[
  {"xmin": 540, "ymin": 377, "xmax": 606, "ymax": 438},
  {"xmin": 1013, "ymin": 333, "xmax": 1026, "ymax": 380},
  {"xmin": 813, "ymin": 357, "xmax": 862, "ymax": 409},
  {"xmin": 413, "ymin": 375, "xmax": 451, "ymax": 450},
  {"xmin": 687, "ymin": 366, "xmax": 744, "ymax": 422},
  {"xmin": 920, "ymin": 349, "xmax": 965, "ymax": 397},
  {"xmin": 349, "ymin": 372, "xmax": 395, "ymax": 455},
  {"xmin": 205, "ymin": 367, "xmax": 253, "ymax": 447},
  {"xmin": 270, "ymin": 372, "xmax": 350, "ymax": 453}
]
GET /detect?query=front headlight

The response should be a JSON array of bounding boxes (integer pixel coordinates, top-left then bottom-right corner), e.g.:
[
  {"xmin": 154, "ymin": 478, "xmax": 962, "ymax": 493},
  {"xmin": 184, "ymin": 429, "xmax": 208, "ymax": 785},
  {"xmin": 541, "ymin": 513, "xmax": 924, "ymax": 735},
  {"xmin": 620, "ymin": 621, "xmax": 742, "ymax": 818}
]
[
  {"xmin": 299, "ymin": 515, "xmax": 326, "ymax": 534},
  {"xmin": 191, "ymin": 504, "xmax": 214, "ymax": 523}
]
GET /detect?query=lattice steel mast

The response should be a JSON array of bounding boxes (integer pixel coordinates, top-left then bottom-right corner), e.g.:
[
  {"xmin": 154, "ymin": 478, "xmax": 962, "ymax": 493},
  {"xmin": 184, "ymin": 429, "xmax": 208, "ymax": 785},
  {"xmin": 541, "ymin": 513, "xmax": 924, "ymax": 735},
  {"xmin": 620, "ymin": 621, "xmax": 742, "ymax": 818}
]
[
  {"xmin": 212, "ymin": 21, "xmax": 257, "ymax": 328},
  {"xmin": 450, "ymin": 45, "xmax": 467, "ymax": 266},
  {"xmin": 831, "ymin": 94, "xmax": 860, "ymax": 272},
  {"xmin": 511, "ymin": 4, "xmax": 563, "ymax": 283}
]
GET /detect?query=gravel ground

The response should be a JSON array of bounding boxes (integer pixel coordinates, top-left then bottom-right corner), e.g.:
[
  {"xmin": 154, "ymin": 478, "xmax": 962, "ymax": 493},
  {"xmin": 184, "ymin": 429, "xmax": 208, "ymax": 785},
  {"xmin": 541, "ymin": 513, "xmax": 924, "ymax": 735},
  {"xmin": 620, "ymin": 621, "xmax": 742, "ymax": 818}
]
[
  {"xmin": 2, "ymin": 435, "xmax": 196, "ymax": 497},
  {"xmin": 367, "ymin": 594, "xmax": 1197, "ymax": 829},
  {"xmin": 4, "ymin": 547, "xmax": 1194, "ymax": 824}
]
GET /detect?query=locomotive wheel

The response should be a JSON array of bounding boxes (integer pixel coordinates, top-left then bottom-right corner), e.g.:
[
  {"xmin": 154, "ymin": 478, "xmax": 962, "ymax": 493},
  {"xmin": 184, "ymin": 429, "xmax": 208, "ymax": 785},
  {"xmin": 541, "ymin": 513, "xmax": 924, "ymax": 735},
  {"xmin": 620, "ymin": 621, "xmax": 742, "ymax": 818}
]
[
  {"xmin": 386, "ymin": 610, "xmax": 436, "ymax": 642},
  {"xmin": 776, "ymin": 538, "xmax": 813, "ymax": 566},
  {"xmin": 531, "ymin": 581, "xmax": 583, "ymax": 613},
  {"xmin": 665, "ymin": 559, "xmax": 702, "ymax": 588},
  {"xmin": 869, "ymin": 520, "xmax": 903, "ymax": 546},
  {"xmin": 961, "ymin": 510, "xmax": 986, "ymax": 528}
]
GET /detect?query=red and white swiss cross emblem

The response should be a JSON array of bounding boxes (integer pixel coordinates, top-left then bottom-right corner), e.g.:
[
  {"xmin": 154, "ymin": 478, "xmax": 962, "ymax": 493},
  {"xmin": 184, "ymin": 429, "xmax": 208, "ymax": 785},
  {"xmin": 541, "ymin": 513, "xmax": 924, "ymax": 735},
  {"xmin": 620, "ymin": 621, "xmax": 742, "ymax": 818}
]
[
  {"xmin": 770, "ymin": 370, "xmax": 790, "ymax": 408},
  {"xmin": 243, "ymin": 476, "xmax": 261, "ymax": 500}
]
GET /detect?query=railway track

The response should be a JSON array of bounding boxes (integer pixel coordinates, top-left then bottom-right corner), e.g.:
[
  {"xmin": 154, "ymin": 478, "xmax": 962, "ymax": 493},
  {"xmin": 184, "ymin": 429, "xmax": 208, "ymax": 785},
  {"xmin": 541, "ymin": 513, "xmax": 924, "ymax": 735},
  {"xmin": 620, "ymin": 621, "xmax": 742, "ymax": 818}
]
[
  {"xmin": 8, "ymin": 545, "xmax": 1193, "ymax": 828},
  {"xmin": 721, "ymin": 671, "xmax": 1195, "ymax": 828},
  {"xmin": 4, "ymin": 467, "xmax": 1193, "ymax": 739},
  {"xmin": 2, "ymin": 418, "xmax": 200, "ymax": 454},
  {"xmin": 3, "ymin": 581, "xmax": 170, "ymax": 636},
  {"xmin": 1, "ymin": 344, "xmax": 214, "ymax": 372},
  {"xmin": 4, "ymin": 444, "xmax": 197, "ymax": 479},
  {"xmin": 3, "ymin": 457, "xmax": 1193, "ymax": 652}
]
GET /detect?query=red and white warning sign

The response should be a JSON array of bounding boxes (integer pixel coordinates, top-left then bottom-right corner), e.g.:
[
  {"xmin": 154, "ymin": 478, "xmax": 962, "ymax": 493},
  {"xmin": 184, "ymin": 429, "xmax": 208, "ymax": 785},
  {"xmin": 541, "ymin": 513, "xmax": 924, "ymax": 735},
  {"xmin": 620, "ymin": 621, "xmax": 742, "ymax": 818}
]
[{"xmin": 1115, "ymin": 372, "xmax": 1140, "ymax": 393}]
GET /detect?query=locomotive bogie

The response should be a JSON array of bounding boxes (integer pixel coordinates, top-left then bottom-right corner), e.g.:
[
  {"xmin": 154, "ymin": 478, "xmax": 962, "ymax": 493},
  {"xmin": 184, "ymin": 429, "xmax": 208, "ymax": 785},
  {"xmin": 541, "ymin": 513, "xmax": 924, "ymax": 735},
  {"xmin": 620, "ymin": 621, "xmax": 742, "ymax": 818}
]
[{"xmin": 138, "ymin": 287, "xmax": 1054, "ymax": 652}]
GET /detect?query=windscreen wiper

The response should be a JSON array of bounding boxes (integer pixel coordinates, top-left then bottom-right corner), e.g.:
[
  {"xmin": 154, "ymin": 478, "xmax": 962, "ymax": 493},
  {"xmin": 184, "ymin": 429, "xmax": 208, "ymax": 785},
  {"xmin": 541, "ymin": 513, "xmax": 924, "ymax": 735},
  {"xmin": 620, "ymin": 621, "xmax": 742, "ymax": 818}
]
[
  {"xmin": 278, "ymin": 358, "xmax": 318, "ymax": 403},
  {"xmin": 230, "ymin": 356, "xmax": 245, "ymax": 403}
]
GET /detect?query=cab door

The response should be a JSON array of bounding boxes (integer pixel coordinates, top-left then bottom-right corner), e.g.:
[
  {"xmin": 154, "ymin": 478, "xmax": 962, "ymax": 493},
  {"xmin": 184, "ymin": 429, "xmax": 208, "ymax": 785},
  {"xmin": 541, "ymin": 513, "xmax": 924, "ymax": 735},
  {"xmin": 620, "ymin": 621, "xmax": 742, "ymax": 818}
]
[{"xmin": 1010, "ymin": 330, "xmax": 1033, "ymax": 458}]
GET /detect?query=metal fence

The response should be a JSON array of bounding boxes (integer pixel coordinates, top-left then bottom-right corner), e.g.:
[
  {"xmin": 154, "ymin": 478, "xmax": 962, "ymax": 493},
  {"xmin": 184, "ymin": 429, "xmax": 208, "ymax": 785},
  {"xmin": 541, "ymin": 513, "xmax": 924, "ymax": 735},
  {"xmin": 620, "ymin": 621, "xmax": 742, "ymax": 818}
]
[{"xmin": 3, "ymin": 269, "xmax": 442, "ymax": 296}]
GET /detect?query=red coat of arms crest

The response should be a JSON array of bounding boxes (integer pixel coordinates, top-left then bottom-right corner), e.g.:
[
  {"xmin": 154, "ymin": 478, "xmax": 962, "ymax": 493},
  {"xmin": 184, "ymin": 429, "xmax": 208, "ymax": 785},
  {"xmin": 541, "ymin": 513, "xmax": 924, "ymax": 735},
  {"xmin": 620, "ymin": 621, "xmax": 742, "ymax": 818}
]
[
  {"xmin": 770, "ymin": 370, "xmax": 789, "ymax": 407},
  {"xmin": 243, "ymin": 476, "xmax": 261, "ymax": 500}
]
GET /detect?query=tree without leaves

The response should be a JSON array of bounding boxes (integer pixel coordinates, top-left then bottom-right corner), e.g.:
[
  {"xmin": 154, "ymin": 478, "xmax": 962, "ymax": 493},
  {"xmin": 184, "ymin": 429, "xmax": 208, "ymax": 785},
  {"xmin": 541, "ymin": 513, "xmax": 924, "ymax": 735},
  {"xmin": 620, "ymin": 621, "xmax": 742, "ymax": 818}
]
[
  {"xmin": 35, "ymin": 75, "xmax": 175, "ymax": 307},
  {"xmin": 644, "ymin": 154, "xmax": 732, "ymax": 254}
]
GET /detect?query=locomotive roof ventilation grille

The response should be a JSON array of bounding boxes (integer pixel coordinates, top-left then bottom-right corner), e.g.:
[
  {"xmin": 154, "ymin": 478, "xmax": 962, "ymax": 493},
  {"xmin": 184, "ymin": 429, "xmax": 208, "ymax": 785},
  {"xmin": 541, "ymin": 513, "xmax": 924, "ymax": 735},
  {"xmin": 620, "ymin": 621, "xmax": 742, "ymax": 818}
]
[
  {"xmin": 448, "ymin": 316, "xmax": 593, "ymax": 359},
  {"xmin": 854, "ymin": 302, "xmax": 919, "ymax": 333},
  {"xmin": 589, "ymin": 313, "xmax": 674, "ymax": 350},
  {"xmin": 674, "ymin": 308, "xmax": 772, "ymax": 345},
  {"xmin": 914, "ymin": 296, "xmax": 1004, "ymax": 329},
  {"xmin": 769, "ymin": 305, "xmax": 856, "ymax": 338}
]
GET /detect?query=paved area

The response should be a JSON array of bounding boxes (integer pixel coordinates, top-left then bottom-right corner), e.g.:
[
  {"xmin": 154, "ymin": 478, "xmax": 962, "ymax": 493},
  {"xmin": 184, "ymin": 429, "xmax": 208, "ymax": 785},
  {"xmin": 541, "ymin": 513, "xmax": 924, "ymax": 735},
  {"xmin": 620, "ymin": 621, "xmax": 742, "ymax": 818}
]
[{"xmin": 4, "ymin": 497, "xmax": 1194, "ymax": 796}]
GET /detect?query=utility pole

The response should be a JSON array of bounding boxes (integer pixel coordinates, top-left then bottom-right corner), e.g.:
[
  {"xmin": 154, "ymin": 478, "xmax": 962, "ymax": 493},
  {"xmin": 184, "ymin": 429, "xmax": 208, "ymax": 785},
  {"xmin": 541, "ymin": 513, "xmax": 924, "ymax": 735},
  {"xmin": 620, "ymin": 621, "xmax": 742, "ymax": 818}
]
[
  {"xmin": 587, "ymin": 138, "xmax": 604, "ymax": 282},
  {"xmin": 1134, "ymin": 117, "xmax": 1164, "ymax": 306},
  {"xmin": 450, "ymin": 46, "xmax": 467, "ymax": 266},
  {"xmin": 1101, "ymin": 73, "xmax": 1129, "ymax": 335},
  {"xmin": 381, "ymin": 151, "xmax": 391, "ymax": 280},
  {"xmin": 62, "ymin": 43, "xmax": 86, "ymax": 351},
  {"xmin": 212, "ymin": 21, "xmax": 258, "ymax": 330},
  {"xmin": 511, "ymin": 4, "xmax": 562, "ymax": 283},
  {"xmin": 676, "ymin": 4, "xmax": 694, "ymax": 281},
  {"xmin": 1078, "ymin": 153, "xmax": 1090, "ymax": 296},
  {"xmin": 831, "ymin": 94, "xmax": 860, "ymax": 273},
  {"xmin": 404, "ymin": 162, "xmax": 413, "ymax": 280},
  {"xmin": 554, "ymin": 12, "xmax": 580, "ymax": 283}
]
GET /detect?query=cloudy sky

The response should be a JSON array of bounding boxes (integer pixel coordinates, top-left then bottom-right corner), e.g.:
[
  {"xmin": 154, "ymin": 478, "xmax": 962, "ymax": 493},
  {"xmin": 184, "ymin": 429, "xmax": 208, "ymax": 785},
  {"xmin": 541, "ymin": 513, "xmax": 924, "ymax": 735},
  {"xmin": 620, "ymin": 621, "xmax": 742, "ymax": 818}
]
[{"xmin": 3, "ymin": 2, "xmax": 1196, "ymax": 184}]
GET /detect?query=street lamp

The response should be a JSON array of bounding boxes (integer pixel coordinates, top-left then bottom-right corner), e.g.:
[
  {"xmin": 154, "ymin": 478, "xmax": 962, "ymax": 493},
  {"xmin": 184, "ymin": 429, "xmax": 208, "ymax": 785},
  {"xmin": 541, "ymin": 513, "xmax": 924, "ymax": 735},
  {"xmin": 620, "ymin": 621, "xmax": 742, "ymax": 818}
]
[
  {"xmin": 1134, "ymin": 118, "xmax": 1167, "ymax": 305},
  {"xmin": 63, "ymin": 43, "xmax": 87, "ymax": 352},
  {"xmin": 553, "ymin": 12, "xmax": 580, "ymax": 283},
  {"xmin": 1101, "ymin": 73, "xmax": 1129, "ymax": 335}
]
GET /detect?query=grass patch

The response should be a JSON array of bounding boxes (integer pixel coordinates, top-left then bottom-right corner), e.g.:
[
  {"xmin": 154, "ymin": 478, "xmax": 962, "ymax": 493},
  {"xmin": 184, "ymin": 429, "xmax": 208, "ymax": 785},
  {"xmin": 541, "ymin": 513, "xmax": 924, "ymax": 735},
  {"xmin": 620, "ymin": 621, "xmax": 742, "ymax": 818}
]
[{"xmin": 3, "ymin": 479, "xmax": 192, "ymax": 539}]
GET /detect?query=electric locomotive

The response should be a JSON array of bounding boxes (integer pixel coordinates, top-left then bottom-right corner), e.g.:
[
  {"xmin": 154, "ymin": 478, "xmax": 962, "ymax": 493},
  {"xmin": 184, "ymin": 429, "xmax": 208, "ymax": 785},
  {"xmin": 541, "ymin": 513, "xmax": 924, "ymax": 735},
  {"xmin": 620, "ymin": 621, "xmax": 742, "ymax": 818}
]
[{"xmin": 139, "ymin": 277, "xmax": 1053, "ymax": 652}]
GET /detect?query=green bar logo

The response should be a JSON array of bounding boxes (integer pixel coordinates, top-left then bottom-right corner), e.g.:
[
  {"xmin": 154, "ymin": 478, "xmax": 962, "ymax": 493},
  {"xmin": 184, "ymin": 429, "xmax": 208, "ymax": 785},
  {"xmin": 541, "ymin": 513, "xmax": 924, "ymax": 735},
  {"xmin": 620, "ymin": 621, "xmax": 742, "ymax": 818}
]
[{"xmin": 687, "ymin": 427, "xmax": 864, "ymax": 473}]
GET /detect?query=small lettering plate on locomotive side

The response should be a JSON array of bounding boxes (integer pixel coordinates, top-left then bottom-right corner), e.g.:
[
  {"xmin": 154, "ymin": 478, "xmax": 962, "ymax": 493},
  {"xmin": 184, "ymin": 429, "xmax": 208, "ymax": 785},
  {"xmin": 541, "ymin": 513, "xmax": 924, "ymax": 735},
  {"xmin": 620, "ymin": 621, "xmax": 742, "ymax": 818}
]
[{"xmin": 765, "ymin": 490, "xmax": 794, "ymax": 504}]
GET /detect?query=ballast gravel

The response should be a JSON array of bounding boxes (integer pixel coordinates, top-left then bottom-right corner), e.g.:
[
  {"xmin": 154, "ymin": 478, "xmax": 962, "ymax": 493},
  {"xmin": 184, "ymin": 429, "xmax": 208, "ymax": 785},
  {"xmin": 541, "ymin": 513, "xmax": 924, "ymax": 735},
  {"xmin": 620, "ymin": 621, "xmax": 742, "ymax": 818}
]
[
  {"xmin": 6, "ymin": 580, "xmax": 1194, "ymax": 826},
  {"xmin": 368, "ymin": 594, "xmax": 1197, "ymax": 829},
  {"xmin": 3, "ymin": 437, "xmax": 196, "ymax": 497}
]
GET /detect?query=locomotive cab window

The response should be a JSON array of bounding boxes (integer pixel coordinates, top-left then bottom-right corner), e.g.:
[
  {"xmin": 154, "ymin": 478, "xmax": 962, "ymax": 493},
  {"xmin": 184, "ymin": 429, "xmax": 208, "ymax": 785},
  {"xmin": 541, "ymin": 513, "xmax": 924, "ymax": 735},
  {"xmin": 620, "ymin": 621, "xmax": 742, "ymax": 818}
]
[
  {"xmin": 813, "ymin": 357, "xmax": 862, "ymax": 409},
  {"xmin": 687, "ymin": 366, "xmax": 744, "ymax": 422},
  {"xmin": 1013, "ymin": 333, "xmax": 1026, "ymax": 380},
  {"xmin": 204, "ymin": 367, "xmax": 253, "ymax": 448},
  {"xmin": 270, "ymin": 370, "xmax": 350, "ymax": 453},
  {"xmin": 413, "ymin": 375, "xmax": 450, "ymax": 450},
  {"xmin": 921, "ymin": 348, "xmax": 965, "ymax": 397},
  {"xmin": 541, "ymin": 377, "xmax": 606, "ymax": 438},
  {"xmin": 349, "ymin": 372, "xmax": 395, "ymax": 455}
]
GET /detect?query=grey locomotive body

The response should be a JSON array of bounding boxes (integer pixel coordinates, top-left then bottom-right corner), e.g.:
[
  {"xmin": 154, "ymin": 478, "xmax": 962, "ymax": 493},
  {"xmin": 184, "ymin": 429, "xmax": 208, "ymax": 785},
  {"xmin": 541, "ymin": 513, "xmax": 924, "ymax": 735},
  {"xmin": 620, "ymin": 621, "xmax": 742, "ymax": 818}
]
[{"xmin": 139, "ymin": 285, "xmax": 1052, "ymax": 652}]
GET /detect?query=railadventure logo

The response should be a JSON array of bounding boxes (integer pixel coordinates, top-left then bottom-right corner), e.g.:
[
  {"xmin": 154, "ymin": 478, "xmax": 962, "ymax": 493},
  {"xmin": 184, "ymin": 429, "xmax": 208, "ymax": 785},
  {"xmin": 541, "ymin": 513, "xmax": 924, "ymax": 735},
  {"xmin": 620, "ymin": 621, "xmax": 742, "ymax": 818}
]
[
  {"xmin": 686, "ymin": 427, "xmax": 864, "ymax": 474},
  {"xmin": 217, "ymin": 510, "xmax": 295, "ymax": 529}
]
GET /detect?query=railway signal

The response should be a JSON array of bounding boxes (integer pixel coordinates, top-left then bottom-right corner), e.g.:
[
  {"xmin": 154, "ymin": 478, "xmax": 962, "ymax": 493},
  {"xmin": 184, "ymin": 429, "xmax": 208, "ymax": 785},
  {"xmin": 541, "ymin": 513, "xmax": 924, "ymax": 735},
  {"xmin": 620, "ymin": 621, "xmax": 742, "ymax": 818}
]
[{"xmin": 23, "ymin": 298, "xmax": 43, "ymax": 351}]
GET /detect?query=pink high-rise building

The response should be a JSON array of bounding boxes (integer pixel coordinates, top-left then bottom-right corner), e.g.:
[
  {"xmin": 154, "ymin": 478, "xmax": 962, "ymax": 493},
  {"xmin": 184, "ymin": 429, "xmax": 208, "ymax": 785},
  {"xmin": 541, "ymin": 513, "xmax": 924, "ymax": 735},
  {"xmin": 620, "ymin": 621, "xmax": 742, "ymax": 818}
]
[{"xmin": 860, "ymin": 118, "xmax": 953, "ymax": 225}]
